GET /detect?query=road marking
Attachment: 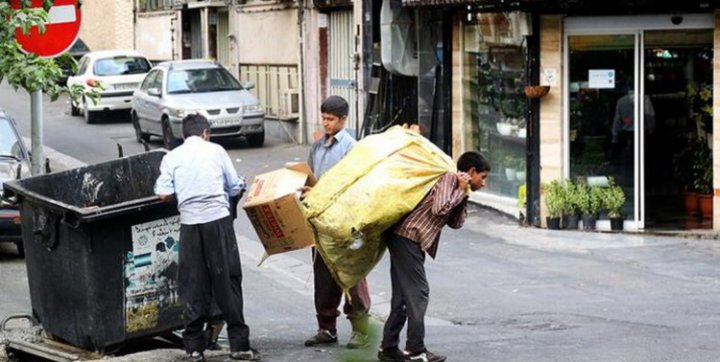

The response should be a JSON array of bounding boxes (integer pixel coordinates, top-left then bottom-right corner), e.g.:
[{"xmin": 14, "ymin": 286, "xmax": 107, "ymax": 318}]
[{"xmin": 47, "ymin": 5, "xmax": 76, "ymax": 25}]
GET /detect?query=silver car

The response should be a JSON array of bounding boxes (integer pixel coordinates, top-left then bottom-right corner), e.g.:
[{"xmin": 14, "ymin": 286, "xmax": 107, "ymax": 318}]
[{"xmin": 131, "ymin": 60, "xmax": 265, "ymax": 149}]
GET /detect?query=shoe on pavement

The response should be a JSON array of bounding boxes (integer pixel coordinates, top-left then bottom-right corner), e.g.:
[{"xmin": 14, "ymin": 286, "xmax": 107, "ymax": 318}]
[
  {"xmin": 187, "ymin": 351, "xmax": 205, "ymax": 362},
  {"xmin": 405, "ymin": 349, "xmax": 446, "ymax": 362},
  {"xmin": 228, "ymin": 348, "xmax": 262, "ymax": 361},
  {"xmin": 377, "ymin": 347, "xmax": 407, "ymax": 361},
  {"xmin": 304, "ymin": 329, "xmax": 338, "ymax": 346},
  {"xmin": 346, "ymin": 330, "xmax": 369, "ymax": 349}
]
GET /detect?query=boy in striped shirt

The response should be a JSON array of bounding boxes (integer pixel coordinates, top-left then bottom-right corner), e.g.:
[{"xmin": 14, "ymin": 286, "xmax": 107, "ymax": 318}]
[{"xmin": 378, "ymin": 151, "xmax": 491, "ymax": 362}]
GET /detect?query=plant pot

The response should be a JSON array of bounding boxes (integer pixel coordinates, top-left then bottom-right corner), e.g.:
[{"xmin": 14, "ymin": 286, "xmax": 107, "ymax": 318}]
[
  {"xmin": 505, "ymin": 168, "xmax": 516, "ymax": 181},
  {"xmin": 581, "ymin": 213, "xmax": 597, "ymax": 230},
  {"xmin": 515, "ymin": 170, "xmax": 526, "ymax": 183},
  {"xmin": 524, "ymin": 85, "xmax": 550, "ymax": 99},
  {"xmin": 610, "ymin": 216, "xmax": 624, "ymax": 231},
  {"xmin": 563, "ymin": 214, "xmax": 580, "ymax": 230},
  {"xmin": 698, "ymin": 194, "xmax": 713, "ymax": 220},
  {"xmin": 546, "ymin": 216, "xmax": 561, "ymax": 230},
  {"xmin": 683, "ymin": 192, "xmax": 699, "ymax": 216}
]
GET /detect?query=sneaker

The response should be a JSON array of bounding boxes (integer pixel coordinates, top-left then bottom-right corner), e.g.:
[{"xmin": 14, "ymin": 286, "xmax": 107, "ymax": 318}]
[
  {"xmin": 229, "ymin": 348, "xmax": 262, "ymax": 361},
  {"xmin": 304, "ymin": 329, "xmax": 338, "ymax": 346},
  {"xmin": 346, "ymin": 330, "xmax": 369, "ymax": 349},
  {"xmin": 405, "ymin": 349, "xmax": 446, "ymax": 362},
  {"xmin": 377, "ymin": 347, "xmax": 407, "ymax": 361},
  {"xmin": 187, "ymin": 351, "xmax": 205, "ymax": 362}
]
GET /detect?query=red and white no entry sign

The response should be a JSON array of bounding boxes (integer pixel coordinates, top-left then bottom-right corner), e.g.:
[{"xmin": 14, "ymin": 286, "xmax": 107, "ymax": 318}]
[{"xmin": 11, "ymin": 0, "xmax": 82, "ymax": 58}]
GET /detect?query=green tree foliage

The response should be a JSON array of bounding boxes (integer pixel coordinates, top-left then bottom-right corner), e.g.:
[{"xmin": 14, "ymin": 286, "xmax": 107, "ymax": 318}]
[{"xmin": 0, "ymin": 0, "xmax": 88, "ymax": 101}]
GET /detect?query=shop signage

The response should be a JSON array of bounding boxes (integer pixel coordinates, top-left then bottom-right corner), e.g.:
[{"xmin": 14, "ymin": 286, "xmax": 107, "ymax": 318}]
[{"xmin": 588, "ymin": 69, "xmax": 615, "ymax": 89}]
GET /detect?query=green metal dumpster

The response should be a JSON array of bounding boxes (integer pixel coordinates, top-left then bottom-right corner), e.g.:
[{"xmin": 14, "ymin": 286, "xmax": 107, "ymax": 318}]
[{"xmin": 2, "ymin": 150, "xmax": 186, "ymax": 351}]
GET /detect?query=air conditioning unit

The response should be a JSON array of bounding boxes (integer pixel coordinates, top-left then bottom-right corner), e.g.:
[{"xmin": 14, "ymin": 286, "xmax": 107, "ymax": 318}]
[{"xmin": 278, "ymin": 88, "xmax": 300, "ymax": 119}]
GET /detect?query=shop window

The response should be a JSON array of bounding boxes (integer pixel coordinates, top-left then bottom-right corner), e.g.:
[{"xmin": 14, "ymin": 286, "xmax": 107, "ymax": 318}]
[{"xmin": 462, "ymin": 13, "xmax": 528, "ymax": 199}]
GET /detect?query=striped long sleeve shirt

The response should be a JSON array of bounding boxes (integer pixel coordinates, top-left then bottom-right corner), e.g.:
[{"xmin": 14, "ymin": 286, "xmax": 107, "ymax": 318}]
[{"xmin": 392, "ymin": 172, "xmax": 469, "ymax": 258}]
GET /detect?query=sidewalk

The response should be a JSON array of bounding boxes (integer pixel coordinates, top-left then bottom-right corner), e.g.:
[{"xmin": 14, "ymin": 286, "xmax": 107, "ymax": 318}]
[{"xmin": 23, "ymin": 136, "xmax": 87, "ymax": 172}]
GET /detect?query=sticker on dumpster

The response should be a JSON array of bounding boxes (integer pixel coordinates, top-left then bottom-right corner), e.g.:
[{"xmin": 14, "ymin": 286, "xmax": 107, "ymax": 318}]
[{"xmin": 124, "ymin": 216, "xmax": 183, "ymax": 334}]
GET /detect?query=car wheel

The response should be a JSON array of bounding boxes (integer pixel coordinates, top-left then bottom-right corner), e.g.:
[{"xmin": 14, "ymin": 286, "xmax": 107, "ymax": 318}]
[
  {"xmin": 16, "ymin": 241, "xmax": 24, "ymax": 258},
  {"xmin": 83, "ymin": 97, "xmax": 96, "ymax": 124},
  {"xmin": 132, "ymin": 113, "xmax": 150, "ymax": 143},
  {"xmin": 162, "ymin": 118, "xmax": 180, "ymax": 150},
  {"xmin": 247, "ymin": 132, "xmax": 264, "ymax": 148}
]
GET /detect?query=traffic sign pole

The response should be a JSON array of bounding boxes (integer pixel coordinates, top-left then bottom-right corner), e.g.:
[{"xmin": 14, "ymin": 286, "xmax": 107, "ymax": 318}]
[{"xmin": 30, "ymin": 91, "xmax": 44, "ymax": 176}]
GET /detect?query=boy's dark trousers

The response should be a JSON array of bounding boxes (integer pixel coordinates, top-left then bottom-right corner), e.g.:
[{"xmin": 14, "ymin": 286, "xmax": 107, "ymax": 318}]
[
  {"xmin": 178, "ymin": 215, "xmax": 250, "ymax": 353},
  {"xmin": 313, "ymin": 248, "xmax": 371, "ymax": 332},
  {"xmin": 381, "ymin": 233, "xmax": 429, "ymax": 353}
]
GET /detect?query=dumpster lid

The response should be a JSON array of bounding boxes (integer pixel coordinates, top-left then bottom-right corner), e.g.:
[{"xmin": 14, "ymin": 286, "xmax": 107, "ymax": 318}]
[{"xmin": 3, "ymin": 150, "xmax": 170, "ymax": 224}]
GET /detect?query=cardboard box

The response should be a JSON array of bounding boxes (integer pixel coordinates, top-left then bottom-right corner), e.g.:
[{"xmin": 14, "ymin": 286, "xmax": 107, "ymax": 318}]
[{"xmin": 243, "ymin": 163, "xmax": 317, "ymax": 255}]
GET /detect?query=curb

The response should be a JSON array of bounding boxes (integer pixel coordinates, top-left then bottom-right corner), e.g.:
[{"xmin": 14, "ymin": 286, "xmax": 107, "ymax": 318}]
[{"xmin": 22, "ymin": 137, "xmax": 88, "ymax": 172}]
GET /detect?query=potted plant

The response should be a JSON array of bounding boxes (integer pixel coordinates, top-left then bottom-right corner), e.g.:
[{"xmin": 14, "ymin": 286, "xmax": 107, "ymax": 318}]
[
  {"xmin": 543, "ymin": 180, "xmax": 563, "ymax": 230},
  {"xmin": 687, "ymin": 82, "xmax": 713, "ymax": 220},
  {"xmin": 692, "ymin": 142, "xmax": 713, "ymax": 220},
  {"xmin": 603, "ymin": 179, "xmax": 626, "ymax": 231},
  {"xmin": 673, "ymin": 138, "xmax": 699, "ymax": 216},
  {"xmin": 577, "ymin": 183, "xmax": 602, "ymax": 230},
  {"xmin": 562, "ymin": 180, "xmax": 582, "ymax": 230}
]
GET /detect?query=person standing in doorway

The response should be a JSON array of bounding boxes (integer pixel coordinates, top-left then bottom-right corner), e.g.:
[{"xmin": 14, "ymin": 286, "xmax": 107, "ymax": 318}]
[
  {"xmin": 302, "ymin": 95, "xmax": 372, "ymax": 349},
  {"xmin": 155, "ymin": 114, "xmax": 261, "ymax": 362},
  {"xmin": 377, "ymin": 151, "xmax": 490, "ymax": 362}
]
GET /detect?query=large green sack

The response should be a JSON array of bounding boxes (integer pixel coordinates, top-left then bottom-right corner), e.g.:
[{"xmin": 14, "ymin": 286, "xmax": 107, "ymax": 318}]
[{"xmin": 302, "ymin": 126, "xmax": 456, "ymax": 290}]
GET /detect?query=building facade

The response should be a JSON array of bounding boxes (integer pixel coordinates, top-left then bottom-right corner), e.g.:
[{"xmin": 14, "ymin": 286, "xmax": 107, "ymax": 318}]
[
  {"xmin": 396, "ymin": 0, "xmax": 719, "ymax": 231},
  {"xmin": 78, "ymin": 0, "xmax": 134, "ymax": 51}
]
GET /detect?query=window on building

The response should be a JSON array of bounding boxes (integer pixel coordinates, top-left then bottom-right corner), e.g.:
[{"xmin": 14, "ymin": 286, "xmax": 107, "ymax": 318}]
[
  {"xmin": 137, "ymin": 0, "xmax": 175, "ymax": 13},
  {"xmin": 462, "ymin": 12, "xmax": 528, "ymax": 200}
]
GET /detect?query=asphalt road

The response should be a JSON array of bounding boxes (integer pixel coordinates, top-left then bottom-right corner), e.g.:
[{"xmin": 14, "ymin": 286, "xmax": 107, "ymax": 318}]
[{"xmin": 1, "ymin": 83, "xmax": 720, "ymax": 362}]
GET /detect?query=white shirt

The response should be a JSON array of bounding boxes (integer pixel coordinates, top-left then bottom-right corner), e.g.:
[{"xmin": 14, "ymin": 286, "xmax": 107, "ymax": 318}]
[{"xmin": 154, "ymin": 136, "xmax": 245, "ymax": 225}]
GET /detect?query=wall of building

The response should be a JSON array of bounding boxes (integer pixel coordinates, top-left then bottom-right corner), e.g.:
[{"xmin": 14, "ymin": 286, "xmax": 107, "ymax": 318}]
[
  {"xmin": 234, "ymin": 9, "xmax": 299, "ymax": 64},
  {"xmin": 302, "ymin": 10, "xmax": 323, "ymax": 143},
  {"xmin": 79, "ymin": 0, "xmax": 116, "ymax": 50},
  {"xmin": 114, "ymin": 0, "xmax": 135, "ymax": 49},
  {"xmin": 78, "ymin": 0, "xmax": 134, "ymax": 51},
  {"xmin": 538, "ymin": 15, "xmax": 564, "ymax": 223},
  {"xmin": 135, "ymin": 11, "xmax": 176, "ymax": 62},
  {"xmin": 451, "ymin": 16, "xmax": 463, "ymax": 160},
  {"xmin": 713, "ymin": 10, "xmax": 720, "ymax": 229}
]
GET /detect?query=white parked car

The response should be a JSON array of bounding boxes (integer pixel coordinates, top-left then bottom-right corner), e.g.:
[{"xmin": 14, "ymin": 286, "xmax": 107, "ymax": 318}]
[
  {"xmin": 67, "ymin": 50, "xmax": 152, "ymax": 123},
  {"xmin": 131, "ymin": 59, "xmax": 265, "ymax": 149}
]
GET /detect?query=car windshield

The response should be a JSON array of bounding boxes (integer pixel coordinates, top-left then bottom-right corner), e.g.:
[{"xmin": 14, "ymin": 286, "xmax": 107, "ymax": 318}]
[
  {"xmin": 0, "ymin": 119, "xmax": 25, "ymax": 161},
  {"xmin": 93, "ymin": 56, "xmax": 151, "ymax": 76},
  {"xmin": 166, "ymin": 68, "xmax": 242, "ymax": 94}
]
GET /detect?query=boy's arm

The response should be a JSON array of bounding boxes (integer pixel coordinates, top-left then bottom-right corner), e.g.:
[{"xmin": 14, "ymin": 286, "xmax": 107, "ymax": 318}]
[
  {"xmin": 221, "ymin": 150, "xmax": 245, "ymax": 197},
  {"xmin": 447, "ymin": 197, "xmax": 468, "ymax": 229},
  {"xmin": 431, "ymin": 172, "xmax": 468, "ymax": 217},
  {"xmin": 154, "ymin": 155, "xmax": 175, "ymax": 202}
]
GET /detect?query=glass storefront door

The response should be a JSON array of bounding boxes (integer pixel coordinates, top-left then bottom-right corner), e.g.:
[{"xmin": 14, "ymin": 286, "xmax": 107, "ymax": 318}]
[
  {"xmin": 643, "ymin": 29, "xmax": 713, "ymax": 229},
  {"xmin": 565, "ymin": 16, "xmax": 714, "ymax": 230},
  {"xmin": 568, "ymin": 34, "xmax": 637, "ymax": 224}
]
